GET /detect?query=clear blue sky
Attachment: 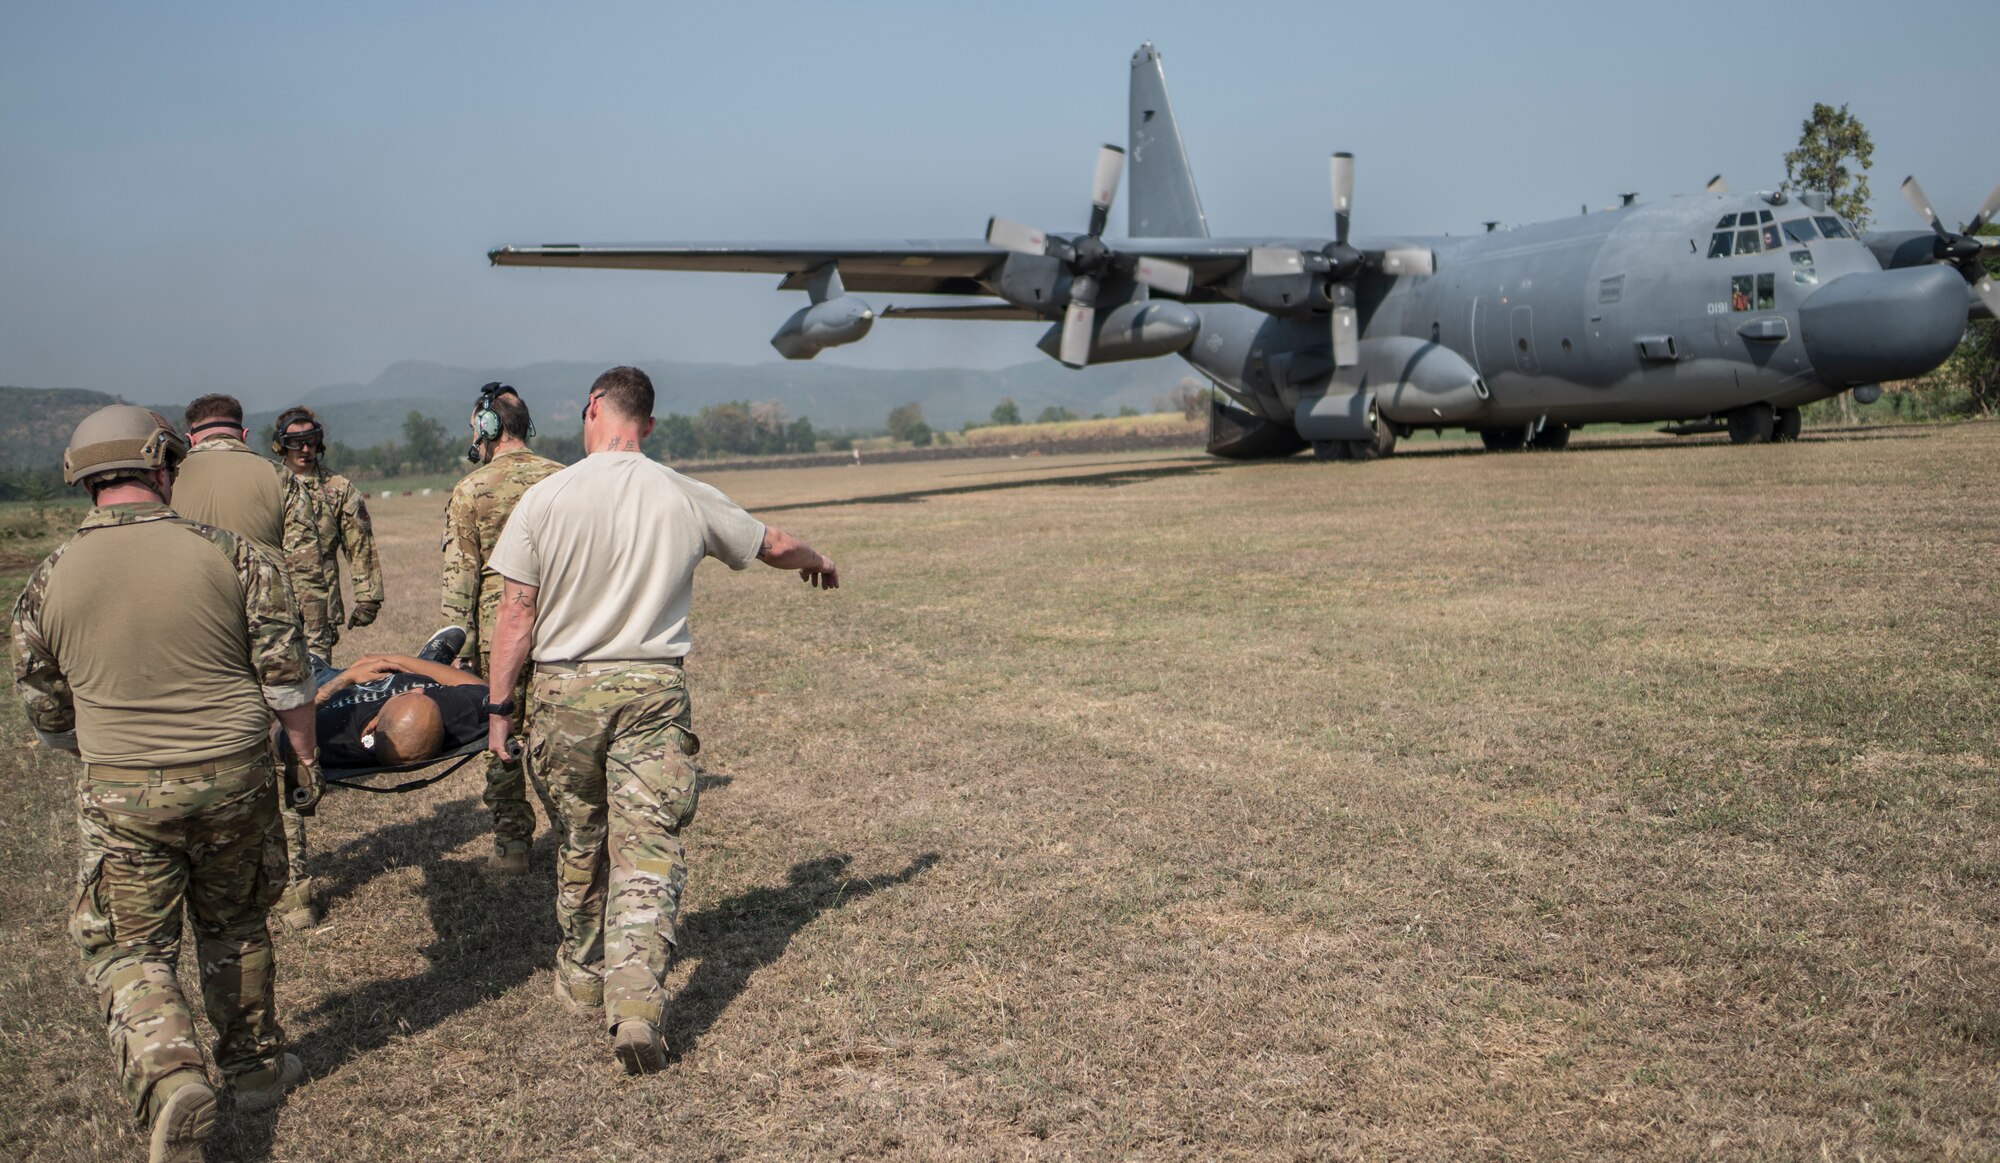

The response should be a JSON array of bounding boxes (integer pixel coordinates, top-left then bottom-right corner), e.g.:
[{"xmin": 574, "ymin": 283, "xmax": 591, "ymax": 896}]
[{"xmin": 4, "ymin": 0, "xmax": 1994, "ymax": 408}]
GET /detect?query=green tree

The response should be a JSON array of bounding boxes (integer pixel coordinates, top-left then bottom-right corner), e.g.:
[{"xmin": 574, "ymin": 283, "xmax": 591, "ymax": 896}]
[
  {"xmin": 786, "ymin": 416, "xmax": 818, "ymax": 453},
  {"xmin": 906, "ymin": 422, "xmax": 933, "ymax": 448},
  {"xmin": 990, "ymin": 398, "xmax": 1022, "ymax": 426},
  {"xmin": 1782, "ymin": 102, "xmax": 1874, "ymax": 229},
  {"xmin": 653, "ymin": 413, "xmax": 699, "ymax": 460},
  {"xmin": 694, "ymin": 402, "xmax": 758, "ymax": 455},
  {"xmin": 1035, "ymin": 405, "xmax": 1076, "ymax": 424},
  {"xmin": 887, "ymin": 401, "xmax": 926, "ymax": 442},
  {"xmin": 401, "ymin": 411, "xmax": 449, "ymax": 472}
]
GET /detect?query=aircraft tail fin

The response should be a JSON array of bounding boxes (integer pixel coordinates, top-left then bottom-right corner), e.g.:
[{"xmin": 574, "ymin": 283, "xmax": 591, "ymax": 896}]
[{"xmin": 1127, "ymin": 42, "xmax": 1209, "ymax": 239}]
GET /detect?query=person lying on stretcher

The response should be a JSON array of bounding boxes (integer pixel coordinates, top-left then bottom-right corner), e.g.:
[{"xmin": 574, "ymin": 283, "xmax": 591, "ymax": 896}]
[{"xmin": 281, "ymin": 627, "xmax": 490, "ymax": 770}]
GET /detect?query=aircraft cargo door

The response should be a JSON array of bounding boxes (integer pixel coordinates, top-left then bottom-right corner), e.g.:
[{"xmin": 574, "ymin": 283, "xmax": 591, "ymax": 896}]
[{"xmin": 1511, "ymin": 306, "xmax": 1538, "ymax": 374}]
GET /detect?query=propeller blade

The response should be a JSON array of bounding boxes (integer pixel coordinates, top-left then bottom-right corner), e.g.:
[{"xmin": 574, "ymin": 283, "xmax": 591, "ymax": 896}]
[
  {"xmin": 1330, "ymin": 152, "xmax": 1354, "ymax": 247},
  {"xmin": 1975, "ymin": 274, "xmax": 2000, "ymax": 319},
  {"xmin": 1967, "ymin": 180, "xmax": 2000, "ymax": 236},
  {"xmin": 1087, "ymin": 145, "xmax": 1126, "ymax": 237},
  {"xmin": 1059, "ymin": 301, "xmax": 1095, "ymax": 367},
  {"xmin": 1705, "ymin": 174, "xmax": 1728, "ymax": 194},
  {"xmin": 1380, "ymin": 247, "xmax": 1435, "ymax": 277},
  {"xmin": 1091, "ymin": 145, "xmax": 1127, "ymax": 211},
  {"xmin": 1901, "ymin": 175, "xmax": 1948, "ymax": 238},
  {"xmin": 986, "ymin": 217, "xmax": 1049, "ymax": 256},
  {"xmin": 1134, "ymin": 256, "xmax": 1192, "ymax": 297},
  {"xmin": 1248, "ymin": 247, "xmax": 1305, "ymax": 278},
  {"xmin": 1332, "ymin": 304, "xmax": 1358, "ymax": 368}
]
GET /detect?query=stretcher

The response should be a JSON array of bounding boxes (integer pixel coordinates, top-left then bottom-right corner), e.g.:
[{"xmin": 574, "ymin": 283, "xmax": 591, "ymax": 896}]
[{"xmin": 319, "ymin": 738, "xmax": 490, "ymax": 795}]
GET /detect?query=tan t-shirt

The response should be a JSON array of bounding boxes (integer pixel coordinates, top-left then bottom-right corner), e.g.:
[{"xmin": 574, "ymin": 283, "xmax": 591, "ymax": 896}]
[
  {"xmin": 174, "ymin": 436, "xmax": 287, "ymax": 552},
  {"xmin": 24, "ymin": 507, "xmax": 312, "ymax": 765},
  {"xmin": 487, "ymin": 452, "xmax": 765, "ymax": 663}
]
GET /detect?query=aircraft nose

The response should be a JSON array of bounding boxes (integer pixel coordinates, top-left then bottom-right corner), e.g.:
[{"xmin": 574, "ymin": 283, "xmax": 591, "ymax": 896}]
[{"xmin": 1799, "ymin": 265, "xmax": 1969, "ymax": 386}]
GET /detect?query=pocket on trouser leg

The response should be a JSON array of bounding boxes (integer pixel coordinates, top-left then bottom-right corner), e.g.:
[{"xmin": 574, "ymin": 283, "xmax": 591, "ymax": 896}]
[{"xmin": 69, "ymin": 854, "xmax": 113, "ymax": 954}]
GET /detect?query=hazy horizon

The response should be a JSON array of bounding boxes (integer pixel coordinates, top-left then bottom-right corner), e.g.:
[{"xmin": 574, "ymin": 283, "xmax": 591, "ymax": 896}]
[{"xmin": 6, "ymin": 1, "xmax": 1996, "ymax": 407}]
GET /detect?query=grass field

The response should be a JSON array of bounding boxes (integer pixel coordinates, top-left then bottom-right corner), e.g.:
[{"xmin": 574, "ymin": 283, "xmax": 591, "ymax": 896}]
[{"xmin": 2, "ymin": 424, "xmax": 1997, "ymax": 1159}]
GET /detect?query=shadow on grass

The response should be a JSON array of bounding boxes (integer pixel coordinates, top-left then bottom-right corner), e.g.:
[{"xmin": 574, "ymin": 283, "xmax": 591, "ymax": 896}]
[
  {"xmin": 665, "ymin": 851, "xmax": 941, "ymax": 1057},
  {"xmin": 758, "ymin": 462, "xmax": 1229, "ymax": 511}
]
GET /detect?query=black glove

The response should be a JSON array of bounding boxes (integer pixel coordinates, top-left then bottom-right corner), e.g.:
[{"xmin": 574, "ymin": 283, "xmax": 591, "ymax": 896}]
[{"xmin": 347, "ymin": 600, "xmax": 381, "ymax": 629}]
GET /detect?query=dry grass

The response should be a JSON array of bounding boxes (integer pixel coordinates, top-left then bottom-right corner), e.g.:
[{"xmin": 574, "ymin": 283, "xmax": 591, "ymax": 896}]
[
  {"xmin": 2, "ymin": 424, "xmax": 1998, "ymax": 1159},
  {"xmin": 960, "ymin": 412, "xmax": 1203, "ymax": 447}
]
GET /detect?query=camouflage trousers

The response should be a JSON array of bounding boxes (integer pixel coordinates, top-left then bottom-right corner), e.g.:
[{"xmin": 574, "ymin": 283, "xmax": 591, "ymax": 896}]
[
  {"xmin": 526, "ymin": 661, "xmax": 700, "ymax": 1031},
  {"xmin": 278, "ymin": 800, "xmax": 312, "ymax": 911},
  {"xmin": 295, "ymin": 584, "xmax": 339, "ymax": 659},
  {"xmin": 480, "ymin": 650, "xmax": 556, "ymax": 857},
  {"xmin": 72, "ymin": 745, "xmax": 288, "ymax": 1122}
]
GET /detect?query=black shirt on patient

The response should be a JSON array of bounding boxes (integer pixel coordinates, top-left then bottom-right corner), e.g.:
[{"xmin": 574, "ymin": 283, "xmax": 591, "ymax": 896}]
[{"xmin": 315, "ymin": 672, "xmax": 489, "ymax": 769}]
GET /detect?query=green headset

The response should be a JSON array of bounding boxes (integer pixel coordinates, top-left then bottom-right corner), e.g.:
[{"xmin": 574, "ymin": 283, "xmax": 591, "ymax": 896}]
[{"xmin": 467, "ymin": 382, "xmax": 533, "ymax": 463}]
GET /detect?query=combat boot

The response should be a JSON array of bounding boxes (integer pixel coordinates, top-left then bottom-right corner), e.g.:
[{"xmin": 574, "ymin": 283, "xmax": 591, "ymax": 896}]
[
  {"xmin": 486, "ymin": 850, "xmax": 529, "ymax": 876},
  {"xmin": 274, "ymin": 881, "xmax": 317, "ymax": 931},
  {"xmin": 613, "ymin": 1020, "xmax": 667, "ymax": 1074},
  {"xmin": 147, "ymin": 1070, "xmax": 216, "ymax": 1163},
  {"xmin": 233, "ymin": 1052, "xmax": 305, "ymax": 1113},
  {"xmin": 553, "ymin": 972, "xmax": 602, "ymax": 1015}
]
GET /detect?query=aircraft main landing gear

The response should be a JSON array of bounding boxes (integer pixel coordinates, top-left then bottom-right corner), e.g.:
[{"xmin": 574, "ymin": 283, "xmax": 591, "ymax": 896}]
[
  {"xmin": 1727, "ymin": 403, "xmax": 1775, "ymax": 444},
  {"xmin": 1479, "ymin": 426, "xmax": 1529, "ymax": 451},
  {"xmin": 1311, "ymin": 413, "xmax": 1399, "ymax": 462},
  {"xmin": 1773, "ymin": 407, "xmax": 1802, "ymax": 442}
]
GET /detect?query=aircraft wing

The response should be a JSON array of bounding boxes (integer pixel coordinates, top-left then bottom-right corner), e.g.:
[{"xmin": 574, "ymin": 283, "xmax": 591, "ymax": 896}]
[{"xmin": 488, "ymin": 241, "xmax": 1009, "ymax": 296}]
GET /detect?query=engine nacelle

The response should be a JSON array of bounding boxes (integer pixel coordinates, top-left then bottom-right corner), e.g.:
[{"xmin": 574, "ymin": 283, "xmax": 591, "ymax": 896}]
[
  {"xmin": 770, "ymin": 297, "xmax": 875, "ymax": 360},
  {"xmin": 1033, "ymin": 299, "xmax": 1200, "ymax": 365},
  {"xmin": 1355, "ymin": 336, "xmax": 1491, "ymax": 425}
]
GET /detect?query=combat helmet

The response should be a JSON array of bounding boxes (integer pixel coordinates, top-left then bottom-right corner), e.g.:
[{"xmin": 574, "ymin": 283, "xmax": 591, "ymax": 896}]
[{"xmin": 62, "ymin": 405, "xmax": 189, "ymax": 487}]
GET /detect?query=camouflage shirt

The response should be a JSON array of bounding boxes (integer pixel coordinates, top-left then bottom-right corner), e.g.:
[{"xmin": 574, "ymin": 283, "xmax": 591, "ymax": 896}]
[
  {"xmin": 441, "ymin": 445, "xmax": 563, "ymax": 662},
  {"xmin": 282, "ymin": 465, "xmax": 384, "ymax": 631},
  {"xmin": 11, "ymin": 502, "xmax": 312, "ymax": 764}
]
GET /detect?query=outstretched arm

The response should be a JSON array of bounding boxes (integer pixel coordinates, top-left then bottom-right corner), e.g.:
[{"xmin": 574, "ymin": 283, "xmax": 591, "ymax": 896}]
[{"xmin": 757, "ymin": 525, "xmax": 839, "ymax": 589}]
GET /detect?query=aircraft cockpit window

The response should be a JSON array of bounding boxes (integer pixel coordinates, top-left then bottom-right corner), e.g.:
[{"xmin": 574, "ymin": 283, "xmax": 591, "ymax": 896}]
[
  {"xmin": 1708, "ymin": 231, "xmax": 1734, "ymax": 258},
  {"xmin": 1782, "ymin": 218, "xmax": 1819, "ymax": 243},
  {"xmin": 1756, "ymin": 272, "xmax": 1775, "ymax": 309},
  {"xmin": 1758, "ymin": 210, "xmax": 1774, "ymax": 224},
  {"xmin": 1792, "ymin": 249, "xmax": 1817, "ymax": 286},
  {"xmin": 1731, "ymin": 275, "xmax": 1754, "ymax": 311},
  {"xmin": 1716, "ymin": 213, "xmax": 1738, "ymax": 229},
  {"xmin": 1735, "ymin": 228, "xmax": 1762, "ymax": 256},
  {"xmin": 1815, "ymin": 216, "xmax": 1852, "ymax": 239},
  {"xmin": 1761, "ymin": 223, "xmax": 1782, "ymax": 251}
]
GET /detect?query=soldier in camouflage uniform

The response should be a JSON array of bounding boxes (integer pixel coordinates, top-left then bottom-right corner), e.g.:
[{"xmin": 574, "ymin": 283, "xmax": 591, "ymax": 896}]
[
  {"xmin": 439, "ymin": 384, "xmax": 562, "ymax": 873},
  {"xmin": 273, "ymin": 405, "xmax": 383, "ymax": 928},
  {"xmin": 11, "ymin": 406, "xmax": 319, "ymax": 1161},
  {"xmin": 275, "ymin": 405, "xmax": 384, "ymax": 659},
  {"xmin": 484, "ymin": 367, "xmax": 839, "ymax": 1074}
]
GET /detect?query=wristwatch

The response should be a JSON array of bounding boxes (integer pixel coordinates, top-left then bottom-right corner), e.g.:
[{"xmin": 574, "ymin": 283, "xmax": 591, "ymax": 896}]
[{"xmin": 482, "ymin": 697, "xmax": 516, "ymax": 717}]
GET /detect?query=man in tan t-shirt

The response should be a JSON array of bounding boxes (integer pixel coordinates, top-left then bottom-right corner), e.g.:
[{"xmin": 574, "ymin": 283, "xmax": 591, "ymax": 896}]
[
  {"xmin": 11, "ymin": 405, "xmax": 319, "ymax": 1159},
  {"xmin": 173, "ymin": 393, "xmax": 287, "ymax": 554},
  {"xmin": 484, "ymin": 365, "xmax": 838, "ymax": 1074}
]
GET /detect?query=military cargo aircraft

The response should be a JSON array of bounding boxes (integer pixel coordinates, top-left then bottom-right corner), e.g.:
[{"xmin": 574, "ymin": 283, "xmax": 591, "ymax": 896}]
[{"xmin": 490, "ymin": 43, "xmax": 1998, "ymax": 461}]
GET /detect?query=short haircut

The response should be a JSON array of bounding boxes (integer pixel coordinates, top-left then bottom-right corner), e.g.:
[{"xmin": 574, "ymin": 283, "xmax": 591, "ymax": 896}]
[
  {"xmin": 591, "ymin": 366, "xmax": 654, "ymax": 421},
  {"xmin": 185, "ymin": 394, "xmax": 244, "ymax": 427},
  {"xmin": 491, "ymin": 390, "xmax": 533, "ymax": 440}
]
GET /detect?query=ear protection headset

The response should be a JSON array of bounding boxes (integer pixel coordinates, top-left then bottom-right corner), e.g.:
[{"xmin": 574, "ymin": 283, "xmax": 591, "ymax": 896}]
[
  {"xmin": 466, "ymin": 382, "xmax": 533, "ymax": 463},
  {"xmin": 271, "ymin": 406, "xmax": 325, "ymax": 455}
]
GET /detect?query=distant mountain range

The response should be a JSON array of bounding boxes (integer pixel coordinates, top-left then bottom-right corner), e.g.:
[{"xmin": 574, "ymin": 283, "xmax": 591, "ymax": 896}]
[
  {"xmin": 258, "ymin": 357, "xmax": 1201, "ymax": 448},
  {"xmin": 3, "ymin": 357, "xmax": 1202, "ymax": 468}
]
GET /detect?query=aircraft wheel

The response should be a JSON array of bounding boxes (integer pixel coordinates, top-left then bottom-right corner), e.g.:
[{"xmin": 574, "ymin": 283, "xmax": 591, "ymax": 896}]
[
  {"xmin": 1773, "ymin": 407, "xmax": 1802, "ymax": 442},
  {"xmin": 1529, "ymin": 423, "xmax": 1571, "ymax": 451},
  {"xmin": 1727, "ymin": 403, "xmax": 1775, "ymax": 445},
  {"xmin": 1479, "ymin": 426, "xmax": 1529, "ymax": 452},
  {"xmin": 1311, "ymin": 440, "xmax": 1351, "ymax": 462},
  {"xmin": 1344, "ymin": 414, "xmax": 1398, "ymax": 461}
]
